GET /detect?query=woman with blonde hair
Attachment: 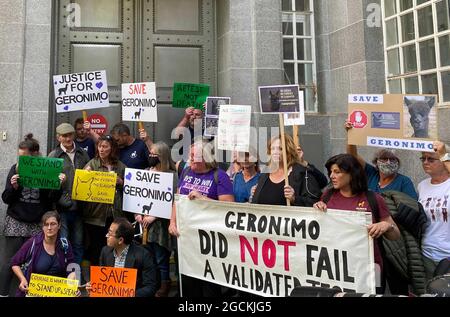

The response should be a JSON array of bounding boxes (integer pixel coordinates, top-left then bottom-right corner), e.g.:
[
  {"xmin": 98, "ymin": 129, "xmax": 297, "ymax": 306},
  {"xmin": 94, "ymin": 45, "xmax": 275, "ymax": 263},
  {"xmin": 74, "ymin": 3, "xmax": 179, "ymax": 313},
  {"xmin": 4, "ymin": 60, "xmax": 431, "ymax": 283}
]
[
  {"xmin": 251, "ymin": 134, "xmax": 322, "ymax": 206},
  {"xmin": 169, "ymin": 137, "xmax": 234, "ymax": 297}
]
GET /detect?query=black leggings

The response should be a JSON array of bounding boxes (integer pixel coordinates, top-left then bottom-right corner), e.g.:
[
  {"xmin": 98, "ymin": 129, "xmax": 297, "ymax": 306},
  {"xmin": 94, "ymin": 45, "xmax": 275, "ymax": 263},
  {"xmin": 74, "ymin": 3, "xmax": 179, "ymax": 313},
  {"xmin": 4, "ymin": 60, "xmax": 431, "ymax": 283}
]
[{"xmin": 0, "ymin": 236, "xmax": 29, "ymax": 296}]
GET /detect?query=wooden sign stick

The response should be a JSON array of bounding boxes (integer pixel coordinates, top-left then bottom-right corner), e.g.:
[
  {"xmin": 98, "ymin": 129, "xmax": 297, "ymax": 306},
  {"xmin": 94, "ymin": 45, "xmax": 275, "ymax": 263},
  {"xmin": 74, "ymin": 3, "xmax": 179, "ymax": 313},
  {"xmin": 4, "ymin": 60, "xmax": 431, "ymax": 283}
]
[
  {"xmin": 142, "ymin": 225, "xmax": 148, "ymax": 245},
  {"xmin": 279, "ymin": 114, "xmax": 291, "ymax": 206},
  {"xmin": 82, "ymin": 111, "xmax": 88, "ymax": 122}
]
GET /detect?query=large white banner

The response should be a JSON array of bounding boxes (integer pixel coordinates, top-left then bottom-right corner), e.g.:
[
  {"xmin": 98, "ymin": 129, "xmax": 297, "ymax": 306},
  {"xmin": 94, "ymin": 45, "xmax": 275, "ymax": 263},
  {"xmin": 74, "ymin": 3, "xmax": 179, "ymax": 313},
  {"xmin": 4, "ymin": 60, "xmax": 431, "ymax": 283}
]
[
  {"xmin": 122, "ymin": 82, "xmax": 158, "ymax": 122},
  {"xmin": 53, "ymin": 70, "xmax": 109, "ymax": 113},
  {"xmin": 123, "ymin": 168, "xmax": 174, "ymax": 219},
  {"xmin": 176, "ymin": 196, "xmax": 376, "ymax": 297},
  {"xmin": 217, "ymin": 105, "xmax": 251, "ymax": 152}
]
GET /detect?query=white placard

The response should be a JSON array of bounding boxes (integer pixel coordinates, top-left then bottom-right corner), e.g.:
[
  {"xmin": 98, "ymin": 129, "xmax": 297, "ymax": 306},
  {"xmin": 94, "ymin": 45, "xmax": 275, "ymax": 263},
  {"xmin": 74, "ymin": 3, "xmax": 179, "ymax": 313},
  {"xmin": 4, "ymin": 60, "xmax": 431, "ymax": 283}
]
[
  {"xmin": 284, "ymin": 91, "xmax": 305, "ymax": 126},
  {"xmin": 53, "ymin": 70, "xmax": 109, "ymax": 113},
  {"xmin": 122, "ymin": 82, "xmax": 158, "ymax": 122},
  {"xmin": 123, "ymin": 168, "xmax": 174, "ymax": 219},
  {"xmin": 176, "ymin": 196, "xmax": 376, "ymax": 297},
  {"xmin": 217, "ymin": 105, "xmax": 252, "ymax": 152}
]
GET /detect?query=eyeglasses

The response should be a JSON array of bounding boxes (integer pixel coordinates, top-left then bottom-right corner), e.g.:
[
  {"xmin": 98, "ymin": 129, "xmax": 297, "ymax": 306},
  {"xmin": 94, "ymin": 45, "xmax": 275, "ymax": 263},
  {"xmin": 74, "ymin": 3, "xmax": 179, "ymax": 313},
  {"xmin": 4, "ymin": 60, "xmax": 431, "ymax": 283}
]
[
  {"xmin": 419, "ymin": 157, "xmax": 439, "ymax": 163},
  {"xmin": 105, "ymin": 230, "xmax": 117, "ymax": 238},
  {"xmin": 377, "ymin": 158, "xmax": 396, "ymax": 163}
]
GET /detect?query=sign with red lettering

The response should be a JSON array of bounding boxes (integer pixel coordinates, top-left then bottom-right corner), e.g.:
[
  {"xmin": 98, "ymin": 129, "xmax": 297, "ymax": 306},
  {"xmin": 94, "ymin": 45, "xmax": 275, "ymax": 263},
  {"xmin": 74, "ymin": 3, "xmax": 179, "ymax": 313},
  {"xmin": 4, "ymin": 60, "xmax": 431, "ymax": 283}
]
[
  {"xmin": 88, "ymin": 114, "xmax": 108, "ymax": 135},
  {"xmin": 122, "ymin": 82, "xmax": 158, "ymax": 122},
  {"xmin": 176, "ymin": 195, "xmax": 376, "ymax": 297},
  {"xmin": 89, "ymin": 266, "xmax": 137, "ymax": 297}
]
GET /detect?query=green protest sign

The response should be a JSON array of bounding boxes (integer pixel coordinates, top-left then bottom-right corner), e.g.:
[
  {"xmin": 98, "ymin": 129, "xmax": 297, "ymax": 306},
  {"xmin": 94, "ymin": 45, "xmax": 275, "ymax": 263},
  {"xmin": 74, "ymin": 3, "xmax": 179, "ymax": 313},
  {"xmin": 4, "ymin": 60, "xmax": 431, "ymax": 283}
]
[
  {"xmin": 172, "ymin": 83, "xmax": 210, "ymax": 109},
  {"xmin": 18, "ymin": 156, "xmax": 64, "ymax": 190}
]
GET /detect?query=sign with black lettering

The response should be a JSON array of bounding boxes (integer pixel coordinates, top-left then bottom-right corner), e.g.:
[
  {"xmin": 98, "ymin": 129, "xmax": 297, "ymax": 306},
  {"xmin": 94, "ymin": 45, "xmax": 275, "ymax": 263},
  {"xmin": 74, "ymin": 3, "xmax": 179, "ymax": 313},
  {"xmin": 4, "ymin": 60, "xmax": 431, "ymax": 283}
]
[
  {"xmin": 176, "ymin": 196, "xmax": 376, "ymax": 297},
  {"xmin": 122, "ymin": 82, "xmax": 158, "ymax": 122},
  {"xmin": 123, "ymin": 168, "xmax": 174, "ymax": 219},
  {"xmin": 172, "ymin": 82, "xmax": 210, "ymax": 109},
  {"xmin": 18, "ymin": 156, "xmax": 63, "ymax": 190},
  {"xmin": 53, "ymin": 70, "xmax": 109, "ymax": 112},
  {"xmin": 348, "ymin": 94, "xmax": 438, "ymax": 152}
]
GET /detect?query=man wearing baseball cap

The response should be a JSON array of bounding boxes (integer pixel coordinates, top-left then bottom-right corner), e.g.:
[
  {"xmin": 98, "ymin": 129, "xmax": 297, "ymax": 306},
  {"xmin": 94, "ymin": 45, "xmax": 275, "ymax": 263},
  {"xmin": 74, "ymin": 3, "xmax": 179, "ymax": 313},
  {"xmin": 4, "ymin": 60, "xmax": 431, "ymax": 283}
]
[{"xmin": 48, "ymin": 123, "xmax": 90, "ymax": 265}]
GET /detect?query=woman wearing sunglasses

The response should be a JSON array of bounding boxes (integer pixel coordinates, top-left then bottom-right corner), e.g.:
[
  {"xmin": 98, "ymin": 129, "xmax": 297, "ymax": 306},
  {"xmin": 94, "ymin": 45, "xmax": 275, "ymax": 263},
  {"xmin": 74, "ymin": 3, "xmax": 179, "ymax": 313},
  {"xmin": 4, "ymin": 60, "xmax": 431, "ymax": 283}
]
[{"xmin": 418, "ymin": 141, "xmax": 450, "ymax": 281}]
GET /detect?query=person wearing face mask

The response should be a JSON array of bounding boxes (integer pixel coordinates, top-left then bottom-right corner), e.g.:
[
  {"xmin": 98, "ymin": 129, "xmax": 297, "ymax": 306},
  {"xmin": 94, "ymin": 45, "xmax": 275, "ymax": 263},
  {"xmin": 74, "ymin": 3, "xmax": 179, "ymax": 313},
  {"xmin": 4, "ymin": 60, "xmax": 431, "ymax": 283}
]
[
  {"xmin": 134, "ymin": 141, "xmax": 177, "ymax": 297},
  {"xmin": 345, "ymin": 121, "xmax": 417, "ymax": 199},
  {"xmin": 232, "ymin": 151, "xmax": 260, "ymax": 203}
]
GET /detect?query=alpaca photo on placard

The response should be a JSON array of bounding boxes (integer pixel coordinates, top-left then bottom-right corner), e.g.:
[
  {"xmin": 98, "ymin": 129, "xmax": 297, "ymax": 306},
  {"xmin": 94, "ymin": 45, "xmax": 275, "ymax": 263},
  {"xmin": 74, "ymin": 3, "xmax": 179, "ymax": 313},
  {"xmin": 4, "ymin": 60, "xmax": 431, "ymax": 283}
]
[
  {"xmin": 403, "ymin": 96, "xmax": 437, "ymax": 139},
  {"xmin": 259, "ymin": 85, "xmax": 300, "ymax": 113}
]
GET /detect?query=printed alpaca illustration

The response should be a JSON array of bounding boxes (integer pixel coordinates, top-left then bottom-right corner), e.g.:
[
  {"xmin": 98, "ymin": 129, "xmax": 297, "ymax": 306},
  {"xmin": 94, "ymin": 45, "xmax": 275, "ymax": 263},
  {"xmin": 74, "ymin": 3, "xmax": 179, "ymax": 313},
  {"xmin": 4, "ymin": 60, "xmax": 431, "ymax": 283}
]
[
  {"xmin": 58, "ymin": 84, "xmax": 69, "ymax": 96},
  {"xmin": 134, "ymin": 108, "xmax": 142, "ymax": 120},
  {"xmin": 75, "ymin": 177, "xmax": 94, "ymax": 198},
  {"xmin": 430, "ymin": 209, "xmax": 436, "ymax": 222},
  {"xmin": 405, "ymin": 96, "xmax": 435, "ymax": 138},
  {"xmin": 142, "ymin": 202, "xmax": 154, "ymax": 214},
  {"xmin": 269, "ymin": 90, "xmax": 281, "ymax": 111}
]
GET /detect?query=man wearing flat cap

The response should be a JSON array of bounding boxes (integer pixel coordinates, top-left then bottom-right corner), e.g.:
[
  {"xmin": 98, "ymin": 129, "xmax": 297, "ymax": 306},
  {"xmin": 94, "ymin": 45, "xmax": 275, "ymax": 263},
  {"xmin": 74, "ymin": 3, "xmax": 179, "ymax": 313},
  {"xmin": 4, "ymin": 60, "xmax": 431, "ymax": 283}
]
[{"xmin": 48, "ymin": 123, "xmax": 90, "ymax": 265}]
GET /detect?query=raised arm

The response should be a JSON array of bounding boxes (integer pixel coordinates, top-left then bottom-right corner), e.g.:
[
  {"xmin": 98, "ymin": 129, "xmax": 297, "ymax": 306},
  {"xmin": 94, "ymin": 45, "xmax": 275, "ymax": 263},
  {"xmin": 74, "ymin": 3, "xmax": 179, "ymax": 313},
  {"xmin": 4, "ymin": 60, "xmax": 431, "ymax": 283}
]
[
  {"xmin": 434, "ymin": 141, "xmax": 450, "ymax": 174},
  {"xmin": 345, "ymin": 120, "xmax": 366, "ymax": 169}
]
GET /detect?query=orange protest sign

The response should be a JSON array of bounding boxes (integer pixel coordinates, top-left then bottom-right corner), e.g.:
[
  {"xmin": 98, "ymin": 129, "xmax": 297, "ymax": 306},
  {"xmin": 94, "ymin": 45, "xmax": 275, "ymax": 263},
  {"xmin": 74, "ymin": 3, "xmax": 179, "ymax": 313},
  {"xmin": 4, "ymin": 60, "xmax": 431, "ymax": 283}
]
[{"xmin": 89, "ymin": 266, "xmax": 137, "ymax": 297}]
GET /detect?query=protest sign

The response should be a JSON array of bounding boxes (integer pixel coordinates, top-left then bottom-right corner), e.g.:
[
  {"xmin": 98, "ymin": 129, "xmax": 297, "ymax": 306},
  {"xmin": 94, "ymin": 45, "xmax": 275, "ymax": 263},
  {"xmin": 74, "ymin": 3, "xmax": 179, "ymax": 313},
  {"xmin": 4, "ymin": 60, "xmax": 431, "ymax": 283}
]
[
  {"xmin": 348, "ymin": 94, "xmax": 438, "ymax": 152},
  {"xmin": 90, "ymin": 266, "xmax": 137, "ymax": 297},
  {"xmin": 172, "ymin": 83, "xmax": 210, "ymax": 109},
  {"xmin": 87, "ymin": 113, "xmax": 108, "ymax": 135},
  {"xmin": 204, "ymin": 97, "xmax": 231, "ymax": 137},
  {"xmin": 28, "ymin": 274, "xmax": 78, "ymax": 297},
  {"xmin": 71, "ymin": 169, "xmax": 117, "ymax": 204},
  {"xmin": 53, "ymin": 70, "xmax": 109, "ymax": 113},
  {"xmin": 18, "ymin": 156, "xmax": 63, "ymax": 190},
  {"xmin": 176, "ymin": 196, "xmax": 376, "ymax": 297},
  {"xmin": 283, "ymin": 90, "xmax": 305, "ymax": 126},
  {"xmin": 123, "ymin": 168, "xmax": 174, "ymax": 219},
  {"xmin": 122, "ymin": 82, "xmax": 158, "ymax": 122},
  {"xmin": 259, "ymin": 84, "xmax": 300, "ymax": 114},
  {"xmin": 217, "ymin": 105, "xmax": 252, "ymax": 152}
]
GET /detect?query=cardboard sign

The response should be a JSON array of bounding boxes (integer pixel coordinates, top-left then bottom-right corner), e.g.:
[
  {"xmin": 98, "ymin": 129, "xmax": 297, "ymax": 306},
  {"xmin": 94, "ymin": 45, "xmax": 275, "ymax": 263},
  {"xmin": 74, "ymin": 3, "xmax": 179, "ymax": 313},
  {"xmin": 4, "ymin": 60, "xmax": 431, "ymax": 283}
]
[
  {"xmin": 28, "ymin": 274, "xmax": 78, "ymax": 297},
  {"xmin": 348, "ymin": 94, "xmax": 438, "ymax": 152},
  {"xmin": 217, "ymin": 105, "xmax": 252, "ymax": 152},
  {"xmin": 87, "ymin": 114, "xmax": 108, "ymax": 135},
  {"xmin": 71, "ymin": 169, "xmax": 117, "ymax": 204},
  {"xmin": 122, "ymin": 82, "xmax": 158, "ymax": 122},
  {"xmin": 176, "ymin": 196, "xmax": 376, "ymax": 297},
  {"xmin": 18, "ymin": 156, "xmax": 63, "ymax": 190},
  {"xmin": 90, "ymin": 266, "xmax": 137, "ymax": 297},
  {"xmin": 123, "ymin": 168, "xmax": 174, "ymax": 219},
  {"xmin": 172, "ymin": 83, "xmax": 210, "ymax": 109},
  {"xmin": 284, "ymin": 90, "xmax": 305, "ymax": 126},
  {"xmin": 259, "ymin": 84, "xmax": 300, "ymax": 114},
  {"xmin": 53, "ymin": 70, "xmax": 109, "ymax": 113}
]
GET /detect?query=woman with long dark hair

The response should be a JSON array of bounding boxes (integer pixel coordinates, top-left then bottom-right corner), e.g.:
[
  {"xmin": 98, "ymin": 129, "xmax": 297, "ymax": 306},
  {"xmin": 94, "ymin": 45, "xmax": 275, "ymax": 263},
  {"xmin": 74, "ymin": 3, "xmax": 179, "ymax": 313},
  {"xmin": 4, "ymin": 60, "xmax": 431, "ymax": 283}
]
[
  {"xmin": 313, "ymin": 154, "xmax": 400, "ymax": 294},
  {"xmin": 82, "ymin": 135, "xmax": 126, "ymax": 265}
]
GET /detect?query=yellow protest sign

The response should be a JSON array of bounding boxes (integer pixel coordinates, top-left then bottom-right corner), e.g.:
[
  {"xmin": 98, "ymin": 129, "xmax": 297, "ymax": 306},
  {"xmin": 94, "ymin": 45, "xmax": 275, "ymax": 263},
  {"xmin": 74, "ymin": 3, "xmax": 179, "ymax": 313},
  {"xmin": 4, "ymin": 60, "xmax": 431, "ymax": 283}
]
[
  {"xmin": 28, "ymin": 273, "xmax": 78, "ymax": 297},
  {"xmin": 72, "ymin": 169, "xmax": 117, "ymax": 204}
]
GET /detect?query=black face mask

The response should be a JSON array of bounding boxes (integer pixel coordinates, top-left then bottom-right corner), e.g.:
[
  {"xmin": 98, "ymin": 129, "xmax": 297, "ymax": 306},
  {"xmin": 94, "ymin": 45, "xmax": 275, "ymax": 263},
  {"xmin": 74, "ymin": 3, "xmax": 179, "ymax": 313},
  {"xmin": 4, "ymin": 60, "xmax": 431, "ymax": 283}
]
[{"xmin": 148, "ymin": 156, "xmax": 160, "ymax": 168}]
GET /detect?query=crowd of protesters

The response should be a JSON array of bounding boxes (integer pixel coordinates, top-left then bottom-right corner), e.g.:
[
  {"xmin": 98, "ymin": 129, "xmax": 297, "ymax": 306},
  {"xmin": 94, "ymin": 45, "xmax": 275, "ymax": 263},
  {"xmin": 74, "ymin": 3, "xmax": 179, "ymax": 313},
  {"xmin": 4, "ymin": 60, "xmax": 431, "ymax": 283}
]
[{"xmin": 1, "ymin": 106, "xmax": 449, "ymax": 298}]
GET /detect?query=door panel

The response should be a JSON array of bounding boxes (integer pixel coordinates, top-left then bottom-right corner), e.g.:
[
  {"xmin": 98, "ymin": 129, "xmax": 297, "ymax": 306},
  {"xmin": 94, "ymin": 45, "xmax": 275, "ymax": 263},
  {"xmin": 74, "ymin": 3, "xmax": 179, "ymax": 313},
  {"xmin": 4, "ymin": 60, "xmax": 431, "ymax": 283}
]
[{"xmin": 54, "ymin": 0, "xmax": 215, "ymax": 147}]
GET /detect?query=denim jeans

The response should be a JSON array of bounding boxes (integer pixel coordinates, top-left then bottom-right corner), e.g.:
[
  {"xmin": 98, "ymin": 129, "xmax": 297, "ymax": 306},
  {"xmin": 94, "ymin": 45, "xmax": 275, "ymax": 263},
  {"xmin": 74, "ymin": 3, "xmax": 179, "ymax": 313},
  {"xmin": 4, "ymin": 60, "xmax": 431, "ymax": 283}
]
[
  {"xmin": 146, "ymin": 242, "xmax": 171, "ymax": 281},
  {"xmin": 60, "ymin": 210, "xmax": 84, "ymax": 264}
]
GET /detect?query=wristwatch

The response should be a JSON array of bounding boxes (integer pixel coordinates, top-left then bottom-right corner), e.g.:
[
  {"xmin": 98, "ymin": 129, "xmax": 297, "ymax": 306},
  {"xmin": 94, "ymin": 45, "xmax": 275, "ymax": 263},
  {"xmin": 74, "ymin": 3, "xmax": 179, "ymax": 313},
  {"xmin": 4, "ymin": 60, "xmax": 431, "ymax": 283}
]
[{"xmin": 440, "ymin": 152, "xmax": 450, "ymax": 162}]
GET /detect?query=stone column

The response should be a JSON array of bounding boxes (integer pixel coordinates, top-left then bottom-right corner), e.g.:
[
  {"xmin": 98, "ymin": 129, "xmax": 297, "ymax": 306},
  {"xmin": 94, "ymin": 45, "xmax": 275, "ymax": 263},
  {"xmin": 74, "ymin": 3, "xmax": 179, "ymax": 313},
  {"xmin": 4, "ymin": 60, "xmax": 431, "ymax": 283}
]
[{"xmin": 0, "ymin": 0, "xmax": 52, "ymax": 229}]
